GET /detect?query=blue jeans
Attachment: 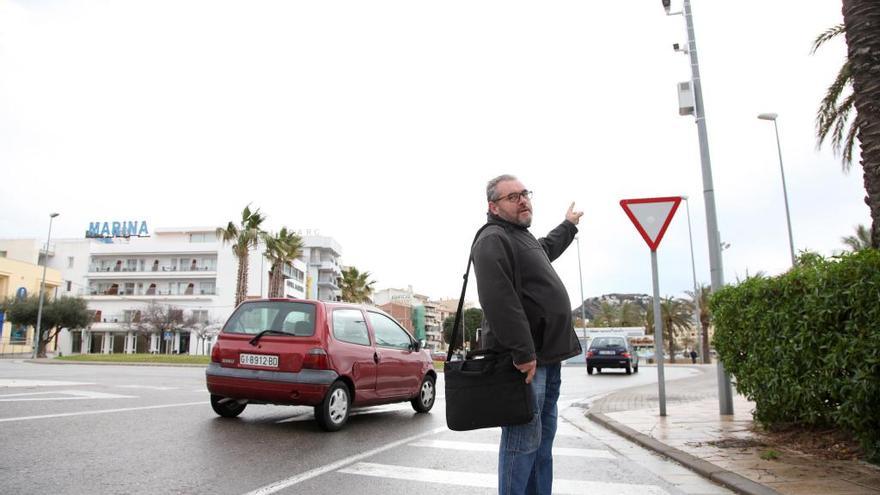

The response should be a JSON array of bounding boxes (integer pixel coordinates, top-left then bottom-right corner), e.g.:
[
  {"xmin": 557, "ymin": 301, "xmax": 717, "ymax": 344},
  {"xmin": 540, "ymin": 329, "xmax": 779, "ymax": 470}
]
[{"xmin": 498, "ymin": 362, "xmax": 562, "ymax": 495}]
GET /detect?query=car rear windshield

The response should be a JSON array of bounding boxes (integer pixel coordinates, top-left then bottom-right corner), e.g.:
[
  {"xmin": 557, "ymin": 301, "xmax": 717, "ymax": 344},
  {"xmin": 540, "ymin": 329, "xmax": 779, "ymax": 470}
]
[
  {"xmin": 590, "ymin": 337, "xmax": 627, "ymax": 349},
  {"xmin": 223, "ymin": 301, "xmax": 316, "ymax": 336}
]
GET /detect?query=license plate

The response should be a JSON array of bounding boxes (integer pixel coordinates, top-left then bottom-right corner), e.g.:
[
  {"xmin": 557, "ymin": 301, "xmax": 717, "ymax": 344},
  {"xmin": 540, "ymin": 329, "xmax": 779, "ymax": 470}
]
[
  {"xmin": 239, "ymin": 353, "xmax": 279, "ymax": 368},
  {"xmin": 599, "ymin": 350, "xmax": 615, "ymax": 355}
]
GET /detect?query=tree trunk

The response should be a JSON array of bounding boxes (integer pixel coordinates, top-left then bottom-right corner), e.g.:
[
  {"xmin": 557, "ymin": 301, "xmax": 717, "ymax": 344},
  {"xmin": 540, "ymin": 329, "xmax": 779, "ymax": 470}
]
[
  {"xmin": 236, "ymin": 252, "xmax": 249, "ymax": 307},
  {"xmin": 843, "ymin": 0, "xmax": 880, "ymax": 248},
  {"xmin": 701, "ymin": 324, "xmax": 712, "ymax": 364}
]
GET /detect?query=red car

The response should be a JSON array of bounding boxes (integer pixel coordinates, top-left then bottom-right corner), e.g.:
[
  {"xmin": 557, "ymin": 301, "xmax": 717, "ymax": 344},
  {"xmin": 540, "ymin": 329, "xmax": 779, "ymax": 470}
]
[{"xmin": 206, "ymin": 299, "xmax": 436, "ymax": 431}]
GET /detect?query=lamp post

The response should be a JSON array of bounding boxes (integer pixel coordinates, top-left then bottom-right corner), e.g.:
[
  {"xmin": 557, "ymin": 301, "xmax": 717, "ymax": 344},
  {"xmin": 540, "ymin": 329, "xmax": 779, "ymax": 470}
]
[
  {"xmin": 575, "ymin": 236, "xmax": 587, "ymax": 343},
  {"xmin": 663, "ymin": 0, "xmax": 733, "ymax": 414},
  {"xmin": 681, "ymin": 196, "xmax": 705, "ymax": 364},
  {"xmin": 33, "ymin": 212, "xmax": 59, "ymax": 359},
  {"xmin": 758, "ymin": 112, "xmax": 797, "ymax": 267}
]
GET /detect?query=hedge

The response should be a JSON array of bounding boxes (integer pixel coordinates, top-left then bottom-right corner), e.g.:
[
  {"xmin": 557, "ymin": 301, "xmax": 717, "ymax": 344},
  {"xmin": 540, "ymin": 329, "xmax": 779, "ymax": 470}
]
[{"xmin": 710, "ymin": 250, "xmax": 880, "ymax": 462}]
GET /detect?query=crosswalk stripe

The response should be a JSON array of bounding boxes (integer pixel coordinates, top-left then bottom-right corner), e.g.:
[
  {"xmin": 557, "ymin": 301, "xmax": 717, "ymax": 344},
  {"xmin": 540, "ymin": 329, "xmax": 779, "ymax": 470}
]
[
  {"xmin": 338, "ymin": 462, "xmax": 670, "ymax": 494},
  {"xmin": 409, "ymin": 440, "xmax": 615, "ymax": 459},
  {"xmin": 0, "ymin": 390, "xmax": 136, "ymax": 401}
]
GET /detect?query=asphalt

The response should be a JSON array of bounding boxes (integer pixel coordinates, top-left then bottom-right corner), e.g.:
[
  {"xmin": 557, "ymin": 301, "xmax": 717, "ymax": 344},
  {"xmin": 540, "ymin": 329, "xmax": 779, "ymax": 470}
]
[{"xmin": 585, "ymin": 364, "xmax": 880, "ymax": 495}]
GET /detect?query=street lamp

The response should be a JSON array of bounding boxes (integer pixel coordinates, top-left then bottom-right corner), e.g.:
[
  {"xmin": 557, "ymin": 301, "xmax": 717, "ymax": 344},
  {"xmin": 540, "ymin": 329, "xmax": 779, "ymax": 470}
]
[
  {"xmin": 575, "ymin": 236, "xmax": 587, "ymax": 344},
  {"xmin": 33, "ymin": 212, "xmax": 59, "ymax": 359},
  {"xmin": 681, "ymin": 196, "xmax": 705, "ymax": 364},
  {"xmin": 758, "ymin": 112, "xmax": 797, "ymax": 267},
  {"xmin": 663, "ymin": 0, "xmax": 734, "ymax": 414}
]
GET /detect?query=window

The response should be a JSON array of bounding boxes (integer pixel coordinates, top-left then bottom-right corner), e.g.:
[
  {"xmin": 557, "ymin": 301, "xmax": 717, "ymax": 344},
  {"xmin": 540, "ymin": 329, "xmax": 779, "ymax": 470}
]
[
  {"xmin": 332, "ymin": 309, "xmax": 370, "ymax": 346},
  {"xmin": 368, "ymin": 312, "xmax": 413, "ymax": 349},
  {"xmin": 66, "ymin": 281, "xmax": 72, "ymax": 292},
  {"xmin": 67, "ymin": 257, "xmax": 75, "ymax": 268},
  {"xmin": 199, "ymin": 281, "xmax": 215, "ymax": 295},
  {"xmin": 0, "ymin": 251, "xmax": 6, "ymax": 258},
  {"xmin": 223, "ymin": 301, "xmax": 316, "ymax": 336},
  {"xmin": 189, "ymin": 232, "xmax": 217, "ymax": 243},
  {"xmin": 191, "ymin": 310, "xmax": 208, "ymax": 323}
]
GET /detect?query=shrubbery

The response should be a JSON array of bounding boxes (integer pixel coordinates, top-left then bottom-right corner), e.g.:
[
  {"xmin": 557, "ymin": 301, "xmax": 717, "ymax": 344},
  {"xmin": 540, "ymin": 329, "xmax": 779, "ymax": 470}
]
[{"xmin": 710, "ymin": 250, "xmax": 880, "ymax": 462}]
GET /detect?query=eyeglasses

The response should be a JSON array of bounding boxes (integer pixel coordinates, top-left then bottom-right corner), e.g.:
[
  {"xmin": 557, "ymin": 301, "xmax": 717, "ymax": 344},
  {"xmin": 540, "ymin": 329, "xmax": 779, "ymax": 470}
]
[{"xmin": 493, "ymin": 190, "xmax": 533, "ymax": 203}]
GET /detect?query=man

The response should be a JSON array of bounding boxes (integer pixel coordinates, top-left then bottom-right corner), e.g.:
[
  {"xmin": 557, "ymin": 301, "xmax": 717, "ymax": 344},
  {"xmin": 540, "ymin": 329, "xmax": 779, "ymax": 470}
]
[{"xmin": 472, "ymin": 174, "xmax": 583, "ymax": 495}]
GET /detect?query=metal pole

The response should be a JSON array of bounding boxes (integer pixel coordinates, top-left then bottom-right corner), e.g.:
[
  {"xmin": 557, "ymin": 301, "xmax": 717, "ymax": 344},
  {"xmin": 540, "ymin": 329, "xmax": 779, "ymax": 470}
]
[
  {"xmin": 773, "ymin": 119, "xmax": 797, "ymax": 267},
  {"xmin": 33, "ymin": 213, "xmax": 59, "ymax": 359},
  {"xmin": 650, "ymin": 250, "xmax": 667, "ymax": 416},
  {"xmin": 682, "ymin": 0, "xmax": 733, "ymax": 414},
  {"xmin": 575, "ymin": 237, "xmax": 587, "ymax": 343},
  {"xmin": 683, "ymin": 197, "xmax": 704, "ymax": 364}
]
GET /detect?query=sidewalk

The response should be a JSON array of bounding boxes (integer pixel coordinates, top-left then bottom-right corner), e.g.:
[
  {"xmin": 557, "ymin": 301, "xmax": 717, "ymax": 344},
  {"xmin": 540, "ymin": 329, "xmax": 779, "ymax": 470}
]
[{"xmin": 585, "ymin": 365, "xmax": 880, "ymax": 495}]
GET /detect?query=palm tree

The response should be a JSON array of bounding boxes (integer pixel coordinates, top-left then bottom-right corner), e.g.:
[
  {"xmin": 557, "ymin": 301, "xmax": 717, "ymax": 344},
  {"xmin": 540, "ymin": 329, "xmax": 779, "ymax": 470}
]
[
  {"xmin": 217, "ymin": 205, "xmax": 267, "ymax": 307},
  {"xmin": 646, "ymin": 297, "xmax": 693, "ymax": 364},
  {"xmin": 685, "ymin": 284, "xmax": 712, "ymax": 364},
  {"xmin": 339, "ymin": 266, "xmax": 375, "ymax": 303},
  {"xmin": 619, "ymin": 301, "xmax": 644, "ymax": 327},
  {"xmin": 263, "ymin": 227, "xmax": 304, "ymax": 298},
  {"xmin": 842, "ymin": 224, "xmax": 872, "ymax": 252},
  {"xmin": 814, "ymin": 2, "xmax": 880, "ymax": 248}
]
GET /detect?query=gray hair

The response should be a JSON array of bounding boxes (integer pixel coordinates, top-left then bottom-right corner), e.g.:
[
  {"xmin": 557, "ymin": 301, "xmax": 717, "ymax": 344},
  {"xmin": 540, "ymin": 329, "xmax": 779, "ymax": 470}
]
[{"xmin": 486, "ymin": 174, "xmax": 518, "ymax": 202}]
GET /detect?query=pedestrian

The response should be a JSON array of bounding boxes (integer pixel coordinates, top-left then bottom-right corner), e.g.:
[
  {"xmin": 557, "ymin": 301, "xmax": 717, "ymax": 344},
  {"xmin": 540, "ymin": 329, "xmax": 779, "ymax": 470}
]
[
  {"xmin": 690, "ymin": 348, "xmax": 698, "ymax": 364},
  {"xmin": 471, "ymin": 174, "xmax": 583, "ymax": 495}
]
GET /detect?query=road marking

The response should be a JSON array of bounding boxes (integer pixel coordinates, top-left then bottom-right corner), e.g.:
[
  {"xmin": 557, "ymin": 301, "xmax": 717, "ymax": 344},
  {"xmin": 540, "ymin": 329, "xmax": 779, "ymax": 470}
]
[
  {"xmin": 408, "ymin": 440, "xmax": 615, "ymax": 459},
  {"xmin": 243, "ymin": 427, "xmax": 447, "ymax": 495},
  {"xmin": 275, "ymin": 403, "xmax": 410, "ymax": 423},
  {"xmin": 0, "ymin": 390, "xmax": 136, "ymax": 401},
  {"xmin": 0, "ymin": 379, "xmax": 95, "ymax": 388},
  {"xmin": 116, "ymin": 385, "xmax": 178, "ymax": 391},
  {"xmin": 338, "ymin": 463, "xmax": 670, "ymax": 494},
  {"xmin": 0, "ymin": 401, "xmax": 204, "ymax": 423}
]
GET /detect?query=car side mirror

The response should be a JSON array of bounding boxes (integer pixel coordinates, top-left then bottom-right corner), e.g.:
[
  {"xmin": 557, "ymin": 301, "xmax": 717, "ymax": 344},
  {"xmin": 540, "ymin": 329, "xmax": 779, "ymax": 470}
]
[{"xmin": 411, "ymin": 340, "xmax": 421, "ymax": 352}]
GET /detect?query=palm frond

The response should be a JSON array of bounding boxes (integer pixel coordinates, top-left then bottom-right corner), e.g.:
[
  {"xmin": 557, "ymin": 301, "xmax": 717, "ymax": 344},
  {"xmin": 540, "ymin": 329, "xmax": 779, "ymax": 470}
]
[{"xmin": 810, "ymin": 24, "xmax": 845, "ymax": 55}]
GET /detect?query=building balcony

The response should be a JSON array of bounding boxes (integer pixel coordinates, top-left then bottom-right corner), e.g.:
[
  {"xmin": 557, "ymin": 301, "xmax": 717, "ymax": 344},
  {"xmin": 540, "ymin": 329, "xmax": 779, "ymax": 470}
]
[{"xmin": 88, "ymin": 268, "xmax": 217, "ymax": 280}]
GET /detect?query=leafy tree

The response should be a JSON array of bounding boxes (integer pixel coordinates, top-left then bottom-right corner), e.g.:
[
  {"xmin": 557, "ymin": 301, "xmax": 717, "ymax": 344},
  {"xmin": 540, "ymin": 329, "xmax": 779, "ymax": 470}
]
[
  {"xmin": 217, "ymin": 205, "xmax": 267, "ymax": 307},
  {"xmin": 646, "ymin": 297, "xmax": 693, "ymax": 363},
  {"xmin": 814, "ymin": 2, "xmax": 880, "ymax": 248},
  {"xmin": 263, "ymin": 227, "xmax": 304, "ymax": 298},
  {"xmin": 685, "ymin": 284, "xmax": 712, "ymax": 364},
  {"xmin": 842, "ymin": 224, "xmax": 872, "ymax": 251},
  {"xmin": 442, "ymin": 307, "xmax": 484, "ymax": 351},
  {"xmin": 618, "ymin": 301, "xmax": 644, "ymax": 326},
  {"xmin": 339, "ymin": 266, "xmax": 375, "ymax": 303},
  {"xmin": 1, "ymin": 296, "xmax": 91, "ymax": 357},
  {"xmin": 589, "ymin": 300, "xmax": 643, "ymax": 327}
]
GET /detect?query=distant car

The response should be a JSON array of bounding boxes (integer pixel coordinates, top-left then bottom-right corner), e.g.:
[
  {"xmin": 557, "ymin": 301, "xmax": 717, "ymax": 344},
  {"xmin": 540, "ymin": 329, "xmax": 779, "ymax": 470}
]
[
  {"xmin": 586, "ymin": 336, "xmax": 639, "ymax": 375},
  {"xmin": 206, "ymin": 299, "xmax": 436, "ymax": 431},
  {"xmin": 431, "ymin": 351, "xmax": 447, "ymax": 362}
]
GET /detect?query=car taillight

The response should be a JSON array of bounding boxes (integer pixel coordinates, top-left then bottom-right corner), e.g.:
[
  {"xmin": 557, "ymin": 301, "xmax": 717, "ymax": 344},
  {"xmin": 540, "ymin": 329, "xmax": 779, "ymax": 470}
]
[
  {"xmin": 586, "ymin": 351, "xmax": 594, "ymax": 358},
  {"xmin": 211, "ymin": 344, "xmax": 221, "ymax": 363},
  {"xmin": 303, "ymin": 348, "xmax": 329, "ymax": 370},
  {"xmin": 621, "ymin": 352, "xmax": 631, "ymax": 358}
]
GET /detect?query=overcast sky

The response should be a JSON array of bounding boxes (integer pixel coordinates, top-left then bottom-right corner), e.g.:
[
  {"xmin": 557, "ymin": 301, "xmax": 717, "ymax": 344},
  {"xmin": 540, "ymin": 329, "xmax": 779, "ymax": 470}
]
[{"xmin": 0, "ymin": 1, "xmax": 865, "ymax": 308}]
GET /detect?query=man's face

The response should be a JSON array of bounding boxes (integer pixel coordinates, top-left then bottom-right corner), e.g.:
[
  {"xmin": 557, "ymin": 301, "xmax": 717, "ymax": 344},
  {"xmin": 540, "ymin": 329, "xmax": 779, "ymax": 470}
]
[{"xmin": 488, "ymin": 179, "xmax": 533, "ymax": 227}]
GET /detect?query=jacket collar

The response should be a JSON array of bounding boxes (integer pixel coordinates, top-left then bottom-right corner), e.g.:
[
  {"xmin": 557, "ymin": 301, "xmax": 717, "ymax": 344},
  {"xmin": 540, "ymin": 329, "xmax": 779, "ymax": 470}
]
[{"xmin": 487, "ymin": 213, "xmax": 529, "ymax": 231}]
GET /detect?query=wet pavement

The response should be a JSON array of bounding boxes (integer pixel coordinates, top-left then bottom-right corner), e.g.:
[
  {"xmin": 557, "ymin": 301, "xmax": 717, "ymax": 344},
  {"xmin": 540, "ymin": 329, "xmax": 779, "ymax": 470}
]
[{"xmin": 586, "ymin": 365, "xmax": 880, "ymax": 495}]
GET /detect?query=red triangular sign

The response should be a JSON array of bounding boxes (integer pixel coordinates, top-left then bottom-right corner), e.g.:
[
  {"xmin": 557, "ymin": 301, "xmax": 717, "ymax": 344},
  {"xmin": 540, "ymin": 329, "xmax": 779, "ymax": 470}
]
[{"xmin": 620, "ymin": 196, "xmax": 682, "ymax": 251}]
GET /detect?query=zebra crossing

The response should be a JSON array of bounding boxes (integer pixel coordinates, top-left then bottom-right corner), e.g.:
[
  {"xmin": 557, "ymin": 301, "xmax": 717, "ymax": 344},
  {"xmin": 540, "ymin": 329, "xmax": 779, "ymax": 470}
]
[{"xmin": 247, "ymin": 412, "xmax": 687, "ymax": 495}]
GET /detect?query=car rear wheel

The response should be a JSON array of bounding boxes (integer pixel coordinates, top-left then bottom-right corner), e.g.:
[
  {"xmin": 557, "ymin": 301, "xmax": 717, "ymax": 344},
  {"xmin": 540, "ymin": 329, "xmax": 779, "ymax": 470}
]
[
  {"xmin": 210, "ymin": 395, "xmax": 247, "ymax": 418},
  {"xmin": 315, "ymin": 381, "xmax": 351, "ymax": 432},
  {"xmin": 411, "ymin": 375, "xmax": 436, "ymax": 413},
  {"xmin": 625, "ymin": 363, "xmax": 632, "ymax": 375},
  {"xmin": 596, "ymin": 368, "xmax": 602, "ymax": 373},
  {"xmin": 587, "ymin": 366, "xmax": 594, "ymax": 375},
  {"xmin": 634, "ymin": 363, "xmax": 639, "ymax": 373}
]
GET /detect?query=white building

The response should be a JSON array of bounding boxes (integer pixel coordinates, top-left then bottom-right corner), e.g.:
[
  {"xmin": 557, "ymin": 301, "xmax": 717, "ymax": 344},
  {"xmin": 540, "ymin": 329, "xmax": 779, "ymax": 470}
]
[
  {"xmin": 301, "ymin": 236, "xmax": 343, "ymax": 302},
  {"xmin": 0, "ymin": 224, "xmax": 331, "ymax": 356}
]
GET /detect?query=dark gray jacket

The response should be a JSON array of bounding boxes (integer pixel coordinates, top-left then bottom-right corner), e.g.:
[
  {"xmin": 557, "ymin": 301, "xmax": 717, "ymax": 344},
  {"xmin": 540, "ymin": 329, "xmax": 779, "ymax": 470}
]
[{"xmin": 472, "ymin": 214, "xmax": 582, "ymax": 365}]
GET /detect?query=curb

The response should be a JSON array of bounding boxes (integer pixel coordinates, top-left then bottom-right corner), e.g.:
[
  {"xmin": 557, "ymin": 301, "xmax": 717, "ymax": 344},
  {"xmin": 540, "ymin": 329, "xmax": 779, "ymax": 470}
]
[
  {"xmin": 24, "ymin": 359, "xmax": 208, "ymax": 368},
  {"xmin": 586, "ymin": 410, "xmax": 782, "ymax": 495}
]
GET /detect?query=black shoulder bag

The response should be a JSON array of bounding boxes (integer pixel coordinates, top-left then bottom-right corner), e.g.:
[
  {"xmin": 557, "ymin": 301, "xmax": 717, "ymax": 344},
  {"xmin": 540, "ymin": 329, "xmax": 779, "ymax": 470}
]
[{"xmin": 443, "ymin": 224, "xmax": 535, "ymax": 431}]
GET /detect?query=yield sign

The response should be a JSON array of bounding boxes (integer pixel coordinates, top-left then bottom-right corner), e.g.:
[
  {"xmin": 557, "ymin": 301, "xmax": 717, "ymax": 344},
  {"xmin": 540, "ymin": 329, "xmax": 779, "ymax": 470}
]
[{"xmin": 620, "ymin": 196, "xmax": 682, "ymax": 251}]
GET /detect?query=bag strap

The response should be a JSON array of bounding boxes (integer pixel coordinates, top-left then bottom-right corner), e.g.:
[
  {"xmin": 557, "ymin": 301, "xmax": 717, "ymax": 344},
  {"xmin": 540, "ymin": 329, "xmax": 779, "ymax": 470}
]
[{"xmin": 447, "ymin": 223, "xmax": 521, "ymax": 361}]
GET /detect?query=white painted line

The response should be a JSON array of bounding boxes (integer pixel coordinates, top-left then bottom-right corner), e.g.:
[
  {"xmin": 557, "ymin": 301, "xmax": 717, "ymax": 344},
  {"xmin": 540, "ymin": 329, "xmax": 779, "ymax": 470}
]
[
  {"xmin": 0, "ymin": 401, "xmax": 204, "ymax": 423},
  {"xmin": 0, "ymin": 379, "xmax": 95, "ymax": 388},
  {"xmin": 0, "ymin": 390, "xmax": 137, "ymax": 401},
  {"xmin": 409, "ymin": 440, "xmax": 615, "ymax": 459},
  {"xmin": 275, "ymin": 403, "xmax": 409, "ymax": 424},
  {"xmin": 339, "ymin": 463, "xmax": 671, "ymax": 495},
  {"xmin": 116, "ymin": 385, "xmax": 178, "ymax": 391},
  {"xmin": 243, "ymin": 427, "xmax": 447, "ymax": 495}
]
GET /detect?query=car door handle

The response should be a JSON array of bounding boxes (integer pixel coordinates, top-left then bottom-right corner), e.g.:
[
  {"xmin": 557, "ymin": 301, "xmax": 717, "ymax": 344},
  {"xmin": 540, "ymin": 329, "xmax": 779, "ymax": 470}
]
[{"xmin": 373, "ymin": 352, "xmax": 380, "ymax": 364}]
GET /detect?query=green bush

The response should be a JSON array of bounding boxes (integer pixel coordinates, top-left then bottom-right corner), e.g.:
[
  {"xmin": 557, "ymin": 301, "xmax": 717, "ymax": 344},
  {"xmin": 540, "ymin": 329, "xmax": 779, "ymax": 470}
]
[{"xmin": 710, "ymin": 249, "xmax": 880, "ymax": 462}]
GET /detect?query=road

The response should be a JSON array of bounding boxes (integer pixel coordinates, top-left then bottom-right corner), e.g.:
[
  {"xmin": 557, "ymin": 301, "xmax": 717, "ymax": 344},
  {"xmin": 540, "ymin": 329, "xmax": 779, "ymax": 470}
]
[{"xmin": 0, "ymin": 360, "xmax": 732, "ymax": 494}]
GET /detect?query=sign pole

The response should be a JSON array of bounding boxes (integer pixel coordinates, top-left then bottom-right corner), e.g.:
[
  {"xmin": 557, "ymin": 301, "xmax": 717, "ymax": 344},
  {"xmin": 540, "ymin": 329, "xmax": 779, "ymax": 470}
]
[{"xmin": 650, "ymin": 250, "xmax": 667, "ymax": 416}]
